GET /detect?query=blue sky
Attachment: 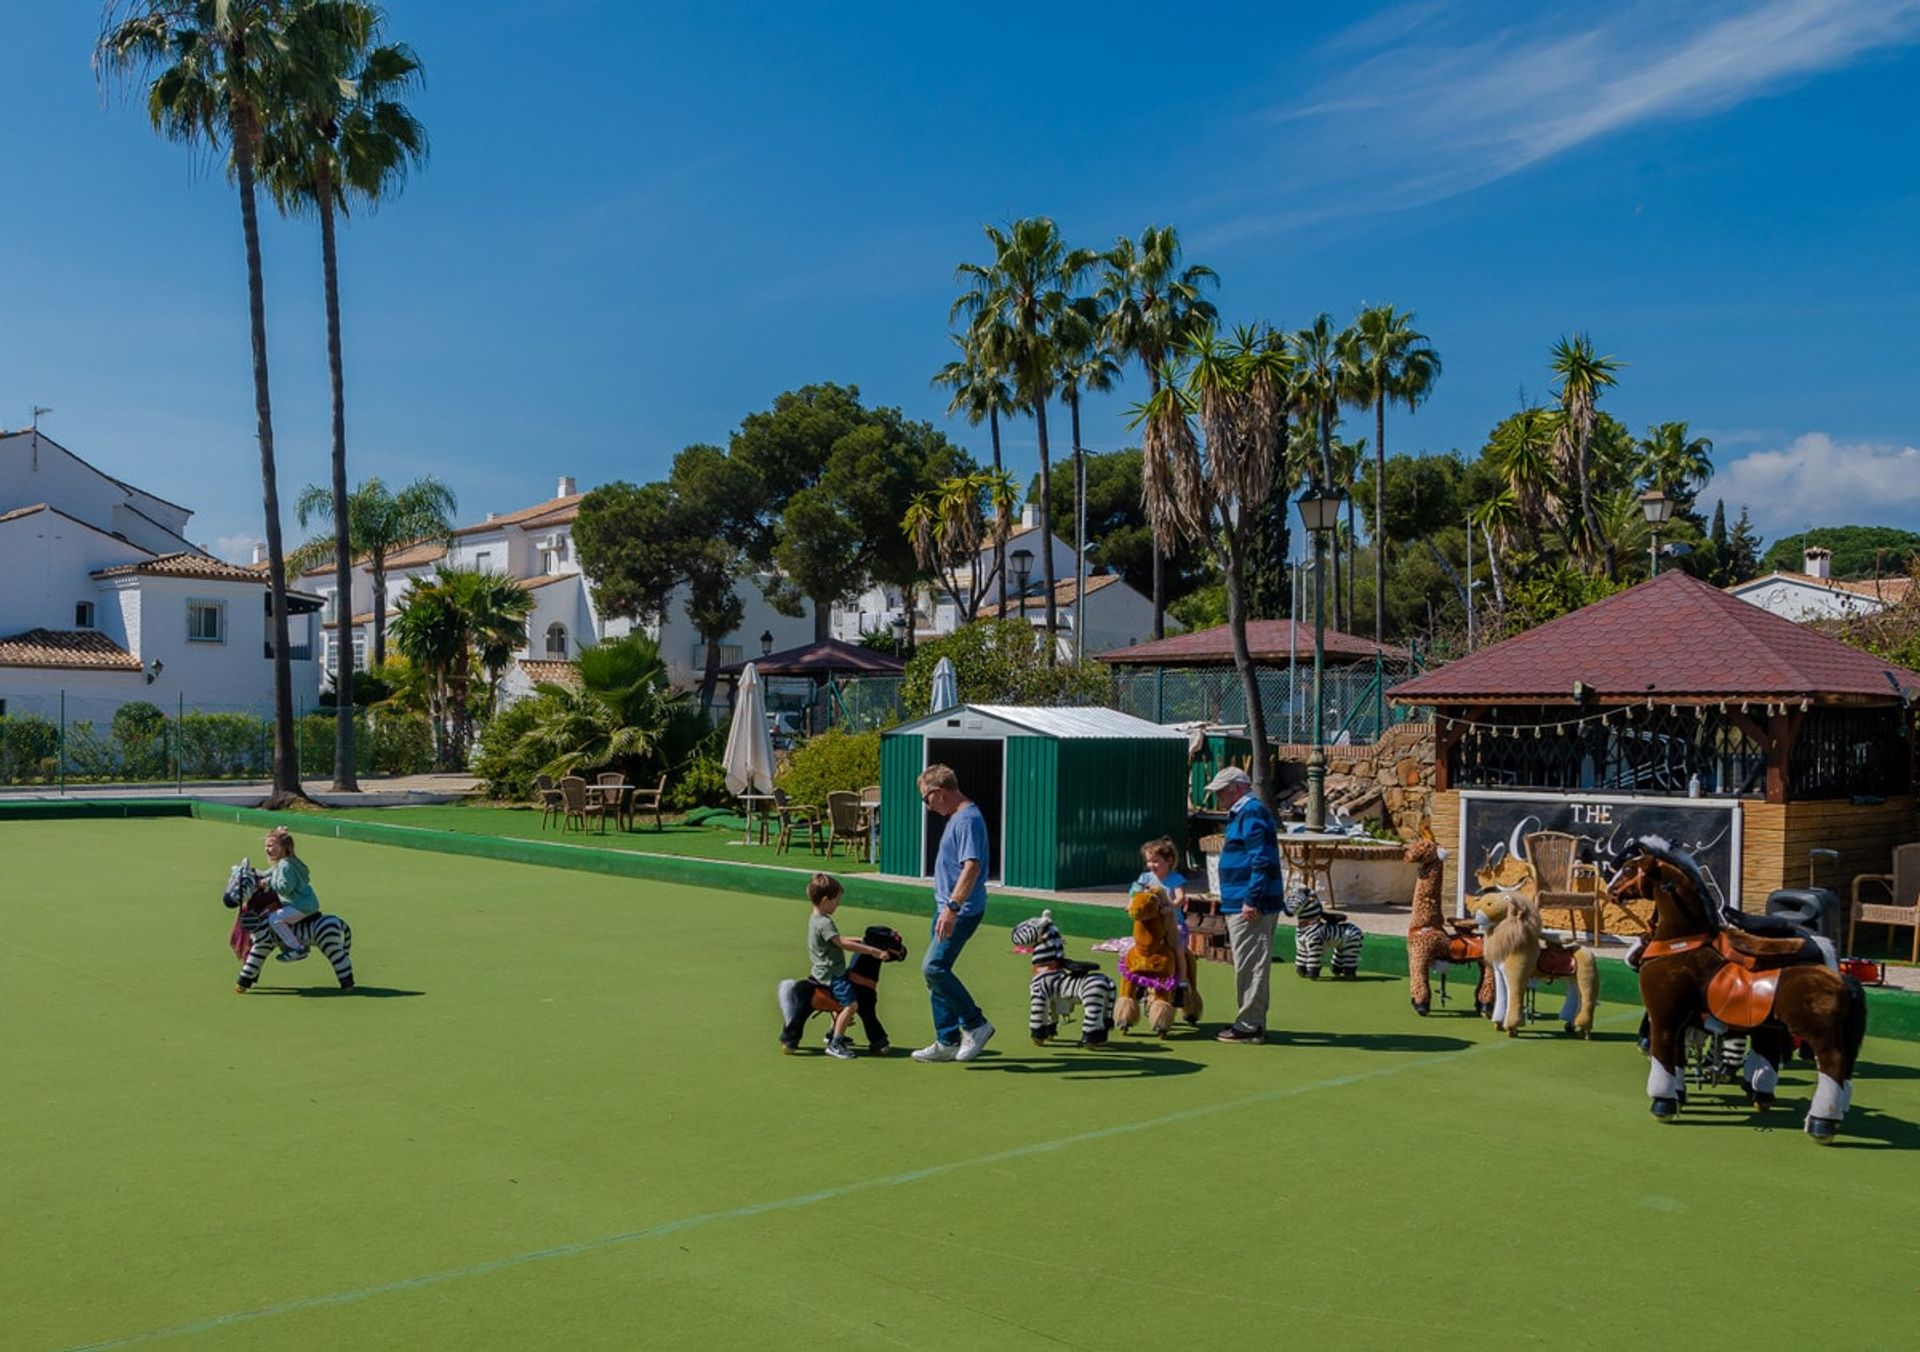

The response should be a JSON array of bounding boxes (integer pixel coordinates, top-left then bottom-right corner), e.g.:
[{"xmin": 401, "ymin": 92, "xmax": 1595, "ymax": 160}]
[{"xmin": 4, "ymin": 0, "xmax": 1919, "ymax": 560}]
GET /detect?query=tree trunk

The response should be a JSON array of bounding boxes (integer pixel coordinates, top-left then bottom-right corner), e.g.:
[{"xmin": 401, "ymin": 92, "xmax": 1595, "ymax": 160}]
[
  {"xmin": 697, "ymin": 635, "xmax": 723, "ymax": 712},
  {"xmin": 1034, "ymin": 396, "xmax": 1058, "ymax": 663},
  {"xmin": 1374, "ymin": 393, "xmax": 1386, "ymax": 648},
  {"xmin": 1346, "ymin": 495, "xmax": 1356, "ymax": 631},
  {"xmin": 1148, "ymin": 364, "xmax": 1167, "ymax": 639},
  {"xmin": 371, "ymin": 558, "xmax": 388, "ymax": 669},
  {"xmin": 1070, "ymin": 390, "xmax": 1085, "ymax": 664},
  {"xmin": 1319, "ymin": 403, "xmax": 1342, "ymax": 633},
  {"xmin": 990, "ymin": 405, "xmax": 1007, "ymax": 617},
  {"xmin": 319, "ymin": 180, "xmax": 358, "ymax": 792},
  {"xmin": 233, "ymin": 128, "xmax": 304, "ymax": 806},
  {"xmin": 1221, "ymin": 527, "xmax": 1272, "ymax": 804},
  {"xmin": 812, "ymin": 595, "xmax": 830, "ymax": 643}
]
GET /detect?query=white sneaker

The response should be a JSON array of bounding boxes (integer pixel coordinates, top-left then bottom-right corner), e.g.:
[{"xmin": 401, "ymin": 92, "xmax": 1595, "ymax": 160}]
[
  {"xmin": 955, "ymin": 1020, "xmax": 996, "ymax": 1062},
  {"xmin": 911, "ymin": 1041, "xmax": 960, "ymax": 1063}
]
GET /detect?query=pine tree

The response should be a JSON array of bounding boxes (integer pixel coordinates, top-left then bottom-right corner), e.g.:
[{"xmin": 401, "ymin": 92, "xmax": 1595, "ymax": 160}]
[
  {"xmin": 1724, "ymin": 507, "xmax": 1763, "ymax": 582},
  {"xmin": 1707, "ymin": 499, "xmax": 1729, "ymax": 584}
]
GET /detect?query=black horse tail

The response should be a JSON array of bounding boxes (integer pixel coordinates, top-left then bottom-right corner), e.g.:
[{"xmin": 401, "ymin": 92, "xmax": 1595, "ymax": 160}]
[{"xmin": 1841, "ymin": 973, "xmax": 1869, "ymax": 1074}]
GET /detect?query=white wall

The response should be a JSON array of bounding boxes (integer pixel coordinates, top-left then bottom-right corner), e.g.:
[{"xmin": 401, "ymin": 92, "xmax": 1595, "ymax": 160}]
[
  {"xmin": 132, "ymin": 576, "xmax": 321, "ymax": 714},
  {"xmin": 1730, "ymin": 578, "xmax": 1883, "ymax": 622},
  {"xmin": 0, "ymin": 432, "xmax": 193, "ymax": 554},
  {"xmin": 0, "ymin": 514, "xmax": 149, "ymax": 637}
]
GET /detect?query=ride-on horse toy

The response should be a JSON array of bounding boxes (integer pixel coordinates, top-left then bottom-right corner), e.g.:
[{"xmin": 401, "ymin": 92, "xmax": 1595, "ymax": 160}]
[
  {"xmin": 224, "ymin": 859, "xmax": 355, "ymax": 992},
  {"xmin": 1610, "ymin": 838, "xmax": 1866, "ymax": 1143},
  {"xmin": 1474, "ymin": 891, "xmax": 1599, "ymax": 1038}
]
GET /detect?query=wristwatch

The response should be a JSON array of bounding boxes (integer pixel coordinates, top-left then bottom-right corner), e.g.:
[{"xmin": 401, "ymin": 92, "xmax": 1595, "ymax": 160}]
[{"xmin": 944, "ymin": 901, "xmax": 963, "ymax": 914}]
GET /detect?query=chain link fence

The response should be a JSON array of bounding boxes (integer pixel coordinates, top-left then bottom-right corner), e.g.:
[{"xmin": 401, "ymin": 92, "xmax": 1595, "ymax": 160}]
[
  {"xmin": 1110, "ymin": 659, "xmax": 1421, "ymax": 745},
  {"xmin": 0, "ymin": 689, "xmax": 434, "ymax": 788}
]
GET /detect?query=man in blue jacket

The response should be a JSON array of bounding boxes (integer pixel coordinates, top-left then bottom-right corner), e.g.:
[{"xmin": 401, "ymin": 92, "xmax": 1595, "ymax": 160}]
[{"xmin": 1208, "ymin": 767, "xmax": 1284, "ymax": 1043}]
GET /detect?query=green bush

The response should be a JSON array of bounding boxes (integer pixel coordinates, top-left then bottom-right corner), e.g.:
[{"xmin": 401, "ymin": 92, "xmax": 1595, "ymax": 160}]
[
  {"xmin": 473, "ymin": 694, "xmax": 558, "ymax": 800},
  {"xmin": 175, "ymin": 712, "xmax": 269, "ymax": 779},
  {"xmin": 296, "ymin": 710, "xmax": 438, "ymax": 780},
  {"xmin": 901, "ymin": 619, "xmax": 1112, "ymax": 714},
  {"xmin": 63, "ymin": 720, "xmax": 119, "ymax": 780},
  {"xmin": 775, "ymin": 729, "xmax": 880, "ymax": 810},
  {"xmin": 0, "ymin": 714, "xmax": 59, "ymax": 784},
  {"xmin": 664, "ymin": 751, "xmax": 731, "ymax": 811},
  {"xmin": 111, "ymin": 701, "xmax": 169, "ymax": 779}
]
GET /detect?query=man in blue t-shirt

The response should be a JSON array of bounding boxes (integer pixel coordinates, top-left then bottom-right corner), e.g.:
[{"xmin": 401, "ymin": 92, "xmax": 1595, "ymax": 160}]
[
  {"xmin": 911, "ymin": 763, "xmax": 995, "ymax": 1063},
  {"xmin": 1207, "ymin": 766, "xmax": 1284, "ymax": 1044}
]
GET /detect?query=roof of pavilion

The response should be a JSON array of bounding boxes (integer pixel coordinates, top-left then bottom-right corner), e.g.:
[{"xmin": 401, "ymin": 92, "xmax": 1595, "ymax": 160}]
[
  {"xmin": 1098, "ymin": 620, "xmax": 1408, "ymax": 667},
  {"xmin": 718, "ymin": 639, "xmax": 905, "ymax": 679},
  {"xmin": 1390, "ymin": 570, "xmax": 1920, "ymax": 706}
]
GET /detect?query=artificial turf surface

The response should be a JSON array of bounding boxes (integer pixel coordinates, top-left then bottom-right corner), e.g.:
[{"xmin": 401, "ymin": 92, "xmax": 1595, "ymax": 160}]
[{"xmin": 6, "ymin": 817, "xmax": 1920, "ymax": 1351}]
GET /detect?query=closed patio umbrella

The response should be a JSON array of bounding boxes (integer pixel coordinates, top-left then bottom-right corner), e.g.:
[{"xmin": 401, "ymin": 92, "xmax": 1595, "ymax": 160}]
[
  {"xmin": 930, "ymin": 656, "xmax": 959, "ymax": 713},
  {"xmin": 724, "ymin": 662, "xmax": 776, "ymax": 796}
]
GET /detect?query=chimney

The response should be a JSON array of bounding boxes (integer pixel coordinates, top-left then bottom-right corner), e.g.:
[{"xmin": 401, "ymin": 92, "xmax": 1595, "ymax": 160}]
[
  {"xmin": 251, "ymin": 543, "xmax": 268, "ymax": 566},
  {"xmin": 1020, "ymin": 502, "xmax": 1037, "ymax": 530},
  {"xmin": 1804, "ymin": 546, "xmax": 1832, "ymax": 580},
  {"xmin": 558, "ymin": 475, "xmax": 577, "ymax": 498}
]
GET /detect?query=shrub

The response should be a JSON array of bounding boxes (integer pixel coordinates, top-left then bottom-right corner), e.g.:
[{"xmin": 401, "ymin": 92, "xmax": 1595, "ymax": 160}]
[
  {"xmin": 473, "ymin": 694, "xmax": 558, "ymax": 800},
  {"xmin": 63, "ymin": 720, "xmax": 119, "ymax": 780},
  {"xmin": 175, "ymin": 713, "xmax": 269, "ymax": 779},
  {"xmin": 664, "ymin": 751, "xmax": 731, "ymax": 811},
  {"xmin": 775, "ymin": 729, "xmax": 880, "ymax": 810},
  {"xmin": 111, "ymin": 701, "xmax": 169, "ymax": 779},
  {"xmin": 901, "ymin": 619, "xmax": 1112, "ymax": 714},
  {"xmin": 364, "ymin": 712, "xmax": 435, "ymax": 775},
  {"xmin": 0, "ymin": 714, "xmax": 59, "ymax": 784}
]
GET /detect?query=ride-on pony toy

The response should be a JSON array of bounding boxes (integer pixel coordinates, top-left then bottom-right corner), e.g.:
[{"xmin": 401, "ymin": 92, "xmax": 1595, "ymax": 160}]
[{"xmin": 224, "ymin": 858, "xmax": 355, "ymax": 992}]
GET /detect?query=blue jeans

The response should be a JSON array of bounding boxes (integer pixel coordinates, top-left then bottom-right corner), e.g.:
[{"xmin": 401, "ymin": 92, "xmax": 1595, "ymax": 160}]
[{"xmin": 924, "ymin": 911, "xmax": 985, "ymax": 1044}]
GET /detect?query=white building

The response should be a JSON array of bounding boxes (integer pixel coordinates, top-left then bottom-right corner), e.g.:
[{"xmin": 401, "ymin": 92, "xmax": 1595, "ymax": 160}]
[
  {"xmin": 309, "ymin": 475, "xmax": 816, "ymax": 699},
  {"xmin": 833, "ymin": 506, "xmax": 1171, "ymax": 654},
  {"xmin": 1727, "ymin": 546, "xmax": 1913, "ymax": 622},
  {"xmin": 0, "ymin": 429, "xmax": 320, "ymax": 725}
]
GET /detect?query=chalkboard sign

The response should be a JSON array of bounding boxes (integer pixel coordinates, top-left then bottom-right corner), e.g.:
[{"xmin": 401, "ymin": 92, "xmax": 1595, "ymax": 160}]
[{"xmin": 1456, "ymin": 790, "xmax": 1742, "ymax": 910}]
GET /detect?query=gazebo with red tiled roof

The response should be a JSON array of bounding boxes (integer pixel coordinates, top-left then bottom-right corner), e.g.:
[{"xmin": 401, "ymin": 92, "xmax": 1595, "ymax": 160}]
[
  {"xmin": 1389, "ymin": 571, "xmax": 1920, "ymax": 917},
  {"xmin": 717, "ymin": 639, "xmax": 905, "ymax": 734}
]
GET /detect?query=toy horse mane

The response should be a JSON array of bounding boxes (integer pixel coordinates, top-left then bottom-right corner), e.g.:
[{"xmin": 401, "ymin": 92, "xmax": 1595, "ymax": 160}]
[
  {"xmin": 1011, "ymin": 910, "xmax": 1065, "ymax": 965},
  {"xmin": 1483, "ymin": 893, "xmax": 1542, "ymax": 964},
  {"xmin": 1622, "ymin": 836, "xmax": 1719, "ymax": 930}
]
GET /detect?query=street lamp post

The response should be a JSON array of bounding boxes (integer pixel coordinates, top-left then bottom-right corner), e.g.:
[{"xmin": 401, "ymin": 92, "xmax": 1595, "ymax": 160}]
[
  {"xmin": 1640, "ymin": 489, "xmax": 1674, "ymax": 575},
  {"xmin": 890, "ymin": 614, "xmax": 907, "ymax": 659},
  {"xmin": 1296, "ymin": 480, "xmax": 1346, "ymax": 831},
  {"xmin": 1011, "ymin": 548, "xmax": 1034, "ymax": 621}
]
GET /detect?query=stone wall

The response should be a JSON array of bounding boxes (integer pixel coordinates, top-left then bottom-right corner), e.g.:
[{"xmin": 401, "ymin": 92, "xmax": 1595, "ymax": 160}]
[{"xmin": 1271, "ymin": 721, "xmax": 1437, "ymax": 840}]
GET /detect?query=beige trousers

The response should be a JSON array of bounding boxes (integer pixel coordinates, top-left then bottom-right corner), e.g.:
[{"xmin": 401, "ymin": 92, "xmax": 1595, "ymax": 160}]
[{"xmin": 1228, "ymin": 908, "xmax": 1279, "ymax": 1033}]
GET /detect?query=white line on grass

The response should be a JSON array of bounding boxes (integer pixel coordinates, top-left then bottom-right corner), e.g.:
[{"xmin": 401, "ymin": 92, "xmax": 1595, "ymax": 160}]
[{"xmin": 63, "ymin": 1018, "xmax": 1631, "ymax": 1350}]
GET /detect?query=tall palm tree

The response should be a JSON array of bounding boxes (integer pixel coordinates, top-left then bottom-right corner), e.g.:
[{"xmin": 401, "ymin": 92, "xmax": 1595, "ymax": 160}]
[
  {"xmin": 1288, "ymin": 314, "xmax": 1355, "ymax": 630},
  {"xmin": 262, "ymin": 0, "xmax": 427, "ymax": 793},
  {"xmin": 930, "ymin": 333, "xmax": 1017, "ymax": 613},
  {"xmin": 1549, "ymin": 335, "xmax": 1624, "ymax": 573},
  {"xmin": 1135, "ymin": 326, "xmax": 1287, "ymax": 799},
  {"xmin": 952, "ymin": 218, "xmax": 1099, "ymax": 660},
  {"xmin": 1347, "ymin": 305, "xmax": 1441, "ymax": 646},
  {"xmin": 1054, "ymin": 297, "xmax": 1122, "ymax": 660},
  {"xmin": 99, "ymin": 0, "xmax": 332, "ymax": 806},
  {"xmin": 1636, "ymin": 421, "xmax": 1714, "ymax": 512},
  {"xmin": 293, "ymin": 475, "xmax": 459, "ymax": 670},
  {"xmin": 1099, "ymin": 226, "xmax": 1218, "ymax": 637}
]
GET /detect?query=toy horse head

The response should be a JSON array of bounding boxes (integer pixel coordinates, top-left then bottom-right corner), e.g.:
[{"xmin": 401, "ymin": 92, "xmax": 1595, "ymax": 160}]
[
  {"xmin": 1403, "ymin": 839, "xmax": 1448, "ymax": 870},
  {"xmin": 223, "ymin": 858, "xmax": 263, "ymax": 910},
  {"xmin": 861, "ymin": 925, "xmax": 908, "ymax": 963},
  {"xmin": 1610, "ymin": 836, "xmax": 1718, "ymax": 937},
  {"xmin": 1011, "ymin": 911, "xmax": 1066, "ymax": 966}
]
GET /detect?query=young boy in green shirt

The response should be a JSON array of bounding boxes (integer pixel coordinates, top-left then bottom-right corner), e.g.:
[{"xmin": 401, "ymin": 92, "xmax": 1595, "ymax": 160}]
[{"xmin": 783, "ymin": 874, "xmax": 891, "ymax": 1060}]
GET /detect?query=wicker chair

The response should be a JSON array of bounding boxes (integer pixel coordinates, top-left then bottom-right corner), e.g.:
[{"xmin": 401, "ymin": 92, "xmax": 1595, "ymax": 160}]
[
  {"xmin": 1524, "ymin": 831, "xmax": 1603, "ymax": 943},
  {"xmin": 773, "ymin": 788, "xmax": 822, "ymax": 855},
  {"xmin": 558, "ymin": 775, "xmax": 608, "ymax": 834},
  {"xmin": 630, "ymin": 773, "xmax": 667, "ymax": 832},
  {"xmin": 534, "ymin": 773, "xmax": 563, "ymax": 830},
  {"xmin": 1851, "ymin": 843, "xmax": 1920, "ymax": 962},
  {"xmin": 826, "ymin": 791, "xmax": 867, "ymax": 861}
]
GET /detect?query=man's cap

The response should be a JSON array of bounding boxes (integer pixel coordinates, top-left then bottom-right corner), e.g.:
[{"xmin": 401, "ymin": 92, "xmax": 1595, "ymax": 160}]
[{"xmin": 1204, "ymin": 766, "xmax": 1251, "ymax": 794}]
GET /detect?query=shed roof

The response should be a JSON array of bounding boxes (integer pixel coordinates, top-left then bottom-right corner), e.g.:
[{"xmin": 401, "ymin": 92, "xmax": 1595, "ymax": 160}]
[
  {"xmin": 719, "ymin": 639, "xmax": 904, "ymax": 678},
  {"xmin": 1391, "ymin": 570, "xmax": 1920, "ymax": 705},
  {"xmin": 888, "ymin": 703, "xmax": 1187, "ymax": 740},
  {"xmin": 1098, "ymin": 620, "xmax": 1407, "ymax": 666}
]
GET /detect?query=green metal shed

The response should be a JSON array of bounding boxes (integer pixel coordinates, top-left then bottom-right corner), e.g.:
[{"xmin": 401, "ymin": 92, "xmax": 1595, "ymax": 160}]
[{"xmin": 879, "ymin": 704, "xmax": 1190, "ymax": 891}]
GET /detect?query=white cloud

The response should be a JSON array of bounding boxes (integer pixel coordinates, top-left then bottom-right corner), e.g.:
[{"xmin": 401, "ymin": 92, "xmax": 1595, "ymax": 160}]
[
  {"xmin": 211, "ymin": 532, "xmax": 260, "ymax": 565},
  {"xmin": 1220, "ymin": 0, "xmax": 1920, "ymax": 233},
  {"xmin": 1705, "ymin": 433, "xmax": 1920, "ymax": 535}
]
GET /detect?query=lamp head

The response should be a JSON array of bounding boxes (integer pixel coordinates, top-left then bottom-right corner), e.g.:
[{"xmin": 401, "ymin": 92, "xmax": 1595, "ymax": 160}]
[
  {"xmin": 1639, "ymin": 488, "xmax": 1673, "ymax": 527},
  {"xmin": 1295, "ymin": 481, "xmax": 1345, "ymax": 534},
  {"xmin": 759, "ymin": 630, "xmax": 773, "ymax": 657}
]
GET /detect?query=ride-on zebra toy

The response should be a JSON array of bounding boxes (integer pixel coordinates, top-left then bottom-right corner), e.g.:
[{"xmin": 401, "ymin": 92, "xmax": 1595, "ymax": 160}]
[{"xmin": 224, "ymin": 858, "xmax": 355, "ymax": 992}]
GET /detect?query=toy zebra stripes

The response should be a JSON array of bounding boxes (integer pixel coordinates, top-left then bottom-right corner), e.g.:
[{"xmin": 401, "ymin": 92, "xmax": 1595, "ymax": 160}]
[
  {"xmin": 225, "ymin": 859, "xmax": 355, "ymax": 992},
  {"xmin": 1010, "ymin": 912, "xmax": 1115, "ymax": 1047},
  {"xmin": 1290, "ymin": 883, "xmax": 1364, "ymax": 979}
]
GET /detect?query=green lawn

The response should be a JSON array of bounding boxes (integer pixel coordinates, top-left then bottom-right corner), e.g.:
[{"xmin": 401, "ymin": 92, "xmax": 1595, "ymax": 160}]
[
  {"xmin": 6, "ymin": 816, "xmax": 1919, "ymax": 1350},
  {"xmin": 324, "ymin": 801, "xmax": 878, "ymax": 873}
]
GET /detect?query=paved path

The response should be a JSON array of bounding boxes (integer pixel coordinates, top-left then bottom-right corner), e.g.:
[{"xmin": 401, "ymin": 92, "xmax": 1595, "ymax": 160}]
[{"xmin": 0, "ymin": 772, "xmax": 481, "ymax": 807}]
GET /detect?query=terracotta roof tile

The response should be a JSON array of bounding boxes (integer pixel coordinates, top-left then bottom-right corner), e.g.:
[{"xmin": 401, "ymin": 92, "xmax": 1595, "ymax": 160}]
[
  {"xmin": 299, "ymin": 537, "xmax": 449, "ymax": 578},
  {"xmin": 1098, "ymin": 620, "xmax": 1407, "ymax": 666},
  {"xmin": 91, "ymin": 551, "xmax": 260, "ymax": 584},
  {"xmin": 1392, "ymin": 570, "xmax": 1920, "ymax": 705},
  {"xmin": 977, "ymin": 573, "xmax": 1123, "ymax": 618},
  {"xmin": 517, "ymin": 659, "xmax": 582, "ymax": 689},
  {"xmin": 452, "ymin": 494, "xmax": 584, "ymax": 538},
  {"xmin": 0, "ymin": 628, "xmax": 143, "ymax": 671},
  {"xmin": 516, "ymin": 572, "xmax": 577, "ymax": 592}
]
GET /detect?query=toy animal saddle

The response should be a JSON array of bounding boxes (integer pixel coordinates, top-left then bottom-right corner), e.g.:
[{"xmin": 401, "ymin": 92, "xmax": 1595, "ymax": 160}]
[{"xmin": 1646, "ymin": 930, "xmax": 1823, "ymax": 1029}]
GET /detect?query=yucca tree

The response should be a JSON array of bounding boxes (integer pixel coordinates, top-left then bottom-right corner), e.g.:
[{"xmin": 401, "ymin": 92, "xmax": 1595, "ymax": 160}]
[
  {"xmin": 1347, "ymin": 305, "xmax": 1441, "ymax": 645},
  {"xmin": 951, "ymin": 218, "xmax": 1099, "ymax": 660},
  {"xmin": 293, "ymin": 475, "xmax": 458, "ymax": 670},
  {"xmin": 98, "ymin": 0, "xmax": 333, "ymax": 806},
  {"xmin": 389, "ymin": 567, "xmax": 531, "ymax": 766},
  {"xmin": 1135, "ymin": 326, "xmax": 1287, "ymax": 798},
  {"xmin": 1099, "ymin": 226, "xmax": 1218, "ymax": 637},
  {"xmin": 1485, "ymin": 407, "xmax": 1566, "ymax": 555},
  {"xmin": 904, "ymin": 470, "xmax": 1017, "ymax": 624},
  {"xmin": 1549, "ymin": 335, "xmax": 1624, "ymax": 572},
  {"xmin": 931, "ymin": 333, "xmax": 1017, "ymax": 613},
  {"xmin": 262, "ymin": 0, "xmax": 427, "ymax": 792},
  {"xmin": 1636, "ymin": 421, "xmax": 1714, "ymax": 514}
]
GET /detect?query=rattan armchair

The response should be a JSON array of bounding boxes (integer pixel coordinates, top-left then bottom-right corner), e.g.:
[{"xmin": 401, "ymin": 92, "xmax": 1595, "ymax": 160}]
[
  {"xmin": 1851, "ymin": 842, "xmax": 1920, "ymax": 962},
  {"xmin": 1525, "ymin": 831, "xmax": 1604, "ymax": 943},
  {"xmin": 774, "ymin": 788, "xmax": 823, "ymax": 855}
]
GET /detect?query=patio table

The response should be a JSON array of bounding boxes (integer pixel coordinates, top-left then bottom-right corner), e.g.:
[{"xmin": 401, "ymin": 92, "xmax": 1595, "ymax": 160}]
[
  {"xmin": 587, "ymin": 782, "xmax": 632, "ymax": 832},
  {"xmin": 737, "ymin": 792, "xmax": 775, "ymax": 845}
]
